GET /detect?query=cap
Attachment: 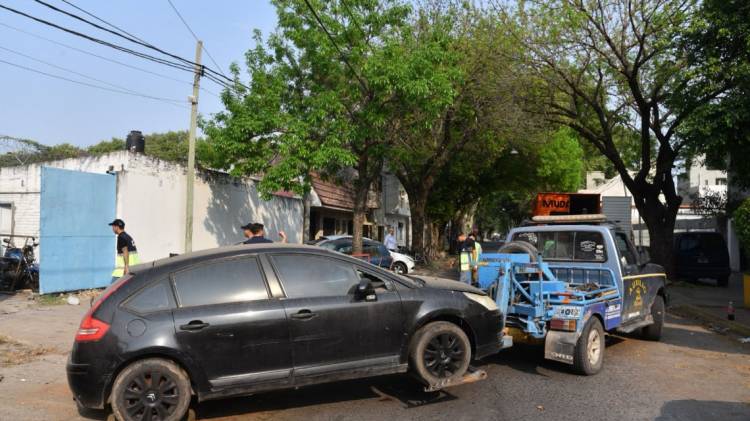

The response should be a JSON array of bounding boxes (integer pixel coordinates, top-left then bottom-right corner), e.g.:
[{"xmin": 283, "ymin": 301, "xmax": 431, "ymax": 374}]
[
  {"xmin": 241, "ymin": 222, "xmax": 254, "ymax": 230},
  {"xmin": 108, "ymin": 219, "xmax": 125, "ymax": 228}
]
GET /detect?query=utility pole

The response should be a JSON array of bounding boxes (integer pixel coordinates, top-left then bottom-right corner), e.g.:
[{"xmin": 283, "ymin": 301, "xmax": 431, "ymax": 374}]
[{"xmin": 184, "ymin": 40, "xmax": 202, "ymax": 253}]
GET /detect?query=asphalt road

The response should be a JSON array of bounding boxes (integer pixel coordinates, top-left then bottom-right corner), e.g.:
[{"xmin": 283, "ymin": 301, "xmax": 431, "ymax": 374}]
[
  {"xmin": 187, "ymin": 314, "xmax": 750, "ymax": 421},
  {"xmin": 1, "ymin": 296, "xmax": 749, "ymax": 421}
]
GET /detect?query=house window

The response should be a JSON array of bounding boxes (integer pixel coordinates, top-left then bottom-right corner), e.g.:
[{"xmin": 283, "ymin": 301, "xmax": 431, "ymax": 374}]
[
  {"xmin": 716, "ymin": 178, "xmax": 727, "ymax": 186},
  {"xmin": 398, "ymin": 222, "xmax": 405, "ymax": 242}
]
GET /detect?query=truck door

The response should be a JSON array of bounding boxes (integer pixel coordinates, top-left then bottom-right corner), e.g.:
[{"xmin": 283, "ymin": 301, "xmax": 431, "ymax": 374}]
[{"xmin": 614, "ymin": 232, "xmax": 645, "ymax": 323}]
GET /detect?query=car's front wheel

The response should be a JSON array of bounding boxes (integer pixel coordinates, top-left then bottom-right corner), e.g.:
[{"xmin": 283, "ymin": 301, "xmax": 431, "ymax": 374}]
[
  {"xmin": 409, "ymin": 321, "xmax": 471, "ymax": 387},
  {"xmin": 393, "ymin": 262, "xmax": 408, "ymax": 274},
  {"xmin": 110, "ymin": 358, "xmax": 191, "ymax": 421}
]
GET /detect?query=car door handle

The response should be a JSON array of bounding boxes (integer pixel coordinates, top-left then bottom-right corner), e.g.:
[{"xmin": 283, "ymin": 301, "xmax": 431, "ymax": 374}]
[
  {"xmin": 291, "ymin": 310, "xmax": 317, "ymax": 320},
  {"xmin": 179, "ymin": 320, "xmax": 210, "ymax": 331}
]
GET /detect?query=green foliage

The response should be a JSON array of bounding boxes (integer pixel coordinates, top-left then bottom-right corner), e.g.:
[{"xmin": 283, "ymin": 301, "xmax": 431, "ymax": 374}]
[
  {"xmin": 732, "ymin": 198, "xmax": 750, "ymax": 252},
  {"xmin": 203, "ymin": 0, "xmax": 413, "ymax": 197},
  {"xmin": 536, "ymin": 127, "xmax": 583, "ymax": 191},
  {"xmin": 86, "ymin": 138, "xmax": 125, "ymax": 155},
  {"xmin": 677, "ymin": 0, "xmax": 750, "ymax": 188}
]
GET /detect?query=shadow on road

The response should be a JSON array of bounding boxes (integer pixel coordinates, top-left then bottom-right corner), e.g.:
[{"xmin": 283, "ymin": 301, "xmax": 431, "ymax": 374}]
[
  {"xmin": 193, "ymin": 374, "xmax": 455, "ymax": 419},
  {"xmin": 659, "ymin": 314, "xmax": 749, "ymax": 355},
  {"xmin": 656, "ymin": 399, "xmax": 750, "ymax": 421}
]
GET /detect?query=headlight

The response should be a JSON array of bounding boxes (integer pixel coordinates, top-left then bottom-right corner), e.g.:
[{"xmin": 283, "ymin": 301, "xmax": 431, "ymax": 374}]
[{"xmin": 463, "ymin": 292, "xmax": 498, "ymax": 311}]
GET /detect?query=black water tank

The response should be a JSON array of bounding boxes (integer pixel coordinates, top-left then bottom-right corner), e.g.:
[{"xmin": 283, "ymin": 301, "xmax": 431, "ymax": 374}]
[{"xmin": 125, "ymin": 130, "xmax": 145, "ymax": 153}]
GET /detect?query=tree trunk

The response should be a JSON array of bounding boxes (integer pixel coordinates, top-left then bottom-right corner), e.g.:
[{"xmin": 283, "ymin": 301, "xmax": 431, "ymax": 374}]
[
  {"xmin": 351, "ymin": 184, "xmax": 369, "ymax": 255},
  {"xmin": 635, "ymin": 195, "xmax": 679, "ymax": 278},
  {"xmin": 410, "ymin": 199, "xmax": 426, "ymax": 256}
]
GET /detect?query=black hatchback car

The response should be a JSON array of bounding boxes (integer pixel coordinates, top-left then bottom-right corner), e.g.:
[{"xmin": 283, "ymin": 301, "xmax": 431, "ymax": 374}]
[
  {"xmin": 68, "ymin": 244, "xmax": 501, "ymax": 421},
  {"xmin": 674, "ymin": 232, "xmax": 731, "ymax": 286}
]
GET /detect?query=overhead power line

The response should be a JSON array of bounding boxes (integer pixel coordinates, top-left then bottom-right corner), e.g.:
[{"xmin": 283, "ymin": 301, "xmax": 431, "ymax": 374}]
[
  {"xmin": 0, "ymin": 57, "xmax": 189, "ymax": 108},
  {"xmin": 165, "ymin": 0, "xmax": 229, "ymax": 79},
  {"xmin": 59, "ymin": 0, "xmax": 150, "ymax": 46},
  {"xmin": 0, "ymin": 21, "xmax": 219, "ymax": 97},
  {"xmin": 0, "ymin": 44, "xmax": 185, "ymax": 102},
  {"xmin": 32, "ymin": 0, "xmax": 234, "ymax": 86}
]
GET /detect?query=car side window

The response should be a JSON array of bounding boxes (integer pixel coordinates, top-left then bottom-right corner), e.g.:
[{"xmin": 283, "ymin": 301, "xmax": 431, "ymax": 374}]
[
  {"xmin": 272, "ymin": 254, "xmax": 360, "ymax": 298},
  {"xmin": 614, "ymin": 233, "xmax": 637, "ymax": 266},
  {"xmin": 125, "ymin": 279, "xmax": 175, "ymax": 314},
  {"xmin": 173, "ymin": 257, "xmax": 269, "ymax": 307},
  {"xmin": 356, "ymin": 268, "xmax": 390, "ymax": 292}
]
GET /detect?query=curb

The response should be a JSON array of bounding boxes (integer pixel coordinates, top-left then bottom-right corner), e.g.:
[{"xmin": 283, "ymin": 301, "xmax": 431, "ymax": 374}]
[{"xmin": 669, "ymin": 304, "xmax": 750, "ymax": 337}]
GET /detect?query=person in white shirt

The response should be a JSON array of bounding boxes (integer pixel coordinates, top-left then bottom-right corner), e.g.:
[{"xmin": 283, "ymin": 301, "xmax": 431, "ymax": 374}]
[{"xmin": 384, "ymin": 227, "xmax": 398, "ymax": 251}]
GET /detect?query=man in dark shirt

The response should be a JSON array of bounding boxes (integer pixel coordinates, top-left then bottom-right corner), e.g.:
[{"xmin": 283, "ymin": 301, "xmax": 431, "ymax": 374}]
[
  {"xmin": 108, "ymin": 219, "xmax": 138, "ymax": 282},
  {"xmin": 242, "ymin": 223, "xmax": 287, "ymax": 244}
]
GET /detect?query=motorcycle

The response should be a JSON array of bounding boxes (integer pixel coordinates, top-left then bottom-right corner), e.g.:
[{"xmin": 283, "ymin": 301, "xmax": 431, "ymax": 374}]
[{"xmin": 0, "ymin": 236, "xmax": 39, "ymax": 292}]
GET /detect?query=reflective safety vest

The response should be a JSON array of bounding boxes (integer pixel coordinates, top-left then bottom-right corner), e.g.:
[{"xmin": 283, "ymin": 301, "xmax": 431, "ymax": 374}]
[
  {"xmin": 473, "ymin": 242, "xmax": 483, "ymax": 265},
  {"xmin": 112, "ymin": 252, "xmax": 140, "ymax": 278},
  {"xmin": 459, "ymin": 251, "xmax": 471, "ymax": 271}
]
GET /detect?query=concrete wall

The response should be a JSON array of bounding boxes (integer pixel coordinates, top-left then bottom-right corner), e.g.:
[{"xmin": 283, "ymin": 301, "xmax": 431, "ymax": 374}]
[{"xmin": 1, "ymin": 151, "xmax": 304, "ymax": 266}]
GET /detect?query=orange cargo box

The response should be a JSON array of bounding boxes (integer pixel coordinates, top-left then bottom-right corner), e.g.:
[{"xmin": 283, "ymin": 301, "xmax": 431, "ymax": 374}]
[{"xmin": 534, "ymin": 192, "xmax": 601, "ymax": 216}]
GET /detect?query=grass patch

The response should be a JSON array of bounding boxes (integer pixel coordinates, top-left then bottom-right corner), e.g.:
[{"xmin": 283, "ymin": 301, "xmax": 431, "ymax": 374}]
[
  {"xmin": 37, "ymin": 294, "xmax": 67, "ymax": 306},
  {"xmin": 0, "ymin": 335, "xmax": 53, "ymax": 366}
]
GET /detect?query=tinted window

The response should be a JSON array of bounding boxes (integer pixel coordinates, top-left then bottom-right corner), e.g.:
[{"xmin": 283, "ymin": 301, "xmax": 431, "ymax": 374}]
[
  {"xmin": 614, "ymin": 233, "xmax": 637, "ymax": 265},
  {"xmin": 126, "ymin": 279, "xmax": 174, "ymax": 313},
  {"xmin": 173, "ymin": 257, "xmax": 268, "ymax": 307},
  {"xmin": 272, "ymin": 254, "xmax": 359, "ymax": 298},
  {"xmin": 513, "ymin": 231, "xmax": 607, "ymax": 262}
]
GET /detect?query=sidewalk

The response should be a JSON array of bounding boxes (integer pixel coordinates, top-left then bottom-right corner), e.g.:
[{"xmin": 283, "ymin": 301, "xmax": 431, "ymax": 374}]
[{"xmin": 668, "ymin": 273, "xmax": 750, "ymax": 337}]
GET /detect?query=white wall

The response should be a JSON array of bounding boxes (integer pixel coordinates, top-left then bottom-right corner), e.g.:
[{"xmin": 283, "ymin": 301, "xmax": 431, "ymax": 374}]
[{"xmin": 0, "ymin": 151, "xmax": 304, "ymax": 265}]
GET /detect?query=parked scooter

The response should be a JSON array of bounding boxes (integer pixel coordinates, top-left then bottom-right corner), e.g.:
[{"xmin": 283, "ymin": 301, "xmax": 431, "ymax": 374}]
[{"xmin": 0, "ymin": 236, "xmax": 39, "ymax": 292}]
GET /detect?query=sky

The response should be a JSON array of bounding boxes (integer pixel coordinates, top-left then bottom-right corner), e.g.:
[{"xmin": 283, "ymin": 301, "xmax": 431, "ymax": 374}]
[{"xmin": 0, "ymin": 0, "xmax": 278, "ymax": 147}]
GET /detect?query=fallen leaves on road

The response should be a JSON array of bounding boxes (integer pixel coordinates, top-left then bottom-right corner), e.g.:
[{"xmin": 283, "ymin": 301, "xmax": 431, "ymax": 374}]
[{"xmin": 0, "ymin": 334, "xmax": 54, "ymax": 366}]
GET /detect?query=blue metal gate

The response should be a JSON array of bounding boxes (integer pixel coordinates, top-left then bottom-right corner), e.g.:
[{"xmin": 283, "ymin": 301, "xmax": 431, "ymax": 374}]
[{"xmin": 39, "ymin": 167, "xmax": 116, "ymax": 293}]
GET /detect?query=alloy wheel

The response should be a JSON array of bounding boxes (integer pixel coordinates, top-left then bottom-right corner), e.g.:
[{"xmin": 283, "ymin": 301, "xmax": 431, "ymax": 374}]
[{"xmin": 423, "ymin": 333, "xmax": 466, "ymax": 378}]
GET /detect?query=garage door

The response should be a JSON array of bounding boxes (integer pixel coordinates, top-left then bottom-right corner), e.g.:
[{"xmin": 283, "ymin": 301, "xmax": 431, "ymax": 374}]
[{"xmin": 39, "ymin": 167, "xmax": 116, "ymax": 293}]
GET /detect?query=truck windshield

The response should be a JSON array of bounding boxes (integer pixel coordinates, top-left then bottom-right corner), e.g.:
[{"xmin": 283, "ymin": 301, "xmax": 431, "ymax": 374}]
[{"xmin": 512, "ymin": 231, "xmax": 607, "ymax": 262}]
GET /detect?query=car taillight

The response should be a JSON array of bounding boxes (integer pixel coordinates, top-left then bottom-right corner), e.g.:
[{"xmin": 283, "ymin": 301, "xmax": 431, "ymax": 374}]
[
  {"xmin": 550, "ymin": 319, "xmax": 577, "ymax": 332},
  {"xmin": 75, "ymin": 314, "xmax": 110, "ymax": 342},
  {"xmin": 74, "ymin": 275, "xmax": 130, "ymax": 343}
]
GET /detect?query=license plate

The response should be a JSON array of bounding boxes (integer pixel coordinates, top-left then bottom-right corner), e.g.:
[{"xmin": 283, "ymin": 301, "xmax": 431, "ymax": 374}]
[{"xmin": 553, "ymin": 306, "xmax": 582, "ymax": 319}]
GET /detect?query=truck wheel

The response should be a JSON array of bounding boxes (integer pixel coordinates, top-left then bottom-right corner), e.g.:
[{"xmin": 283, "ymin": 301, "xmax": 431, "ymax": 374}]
[
  {"xmin": 573, "ymin": 317, "xmax": 604, "ymax": 375},
  {"xmin": 641, "ymin": 295, "xmax": 665, "ymax": 341},
  {"xmin": 110, "ymin": 358, "xmax": 191, "ymax": 421},
  {"xmin": 410, "ymin": 321, "xmax": 471, "ymax": 387},
  {"xmin": 498, "ymin": 241, "xmax": 538, "ymax": 262}
]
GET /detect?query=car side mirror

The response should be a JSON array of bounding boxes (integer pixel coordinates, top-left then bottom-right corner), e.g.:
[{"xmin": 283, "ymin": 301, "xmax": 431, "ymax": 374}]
[{"xmin": 354, "ymin": 278, "xmax": 377, "ymax": 302}]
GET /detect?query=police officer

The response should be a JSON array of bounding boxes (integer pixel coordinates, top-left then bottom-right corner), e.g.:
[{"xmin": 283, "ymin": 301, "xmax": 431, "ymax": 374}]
[{"xmin": 108, "ymin": 219, "xmax": 138, "ymax": 282}]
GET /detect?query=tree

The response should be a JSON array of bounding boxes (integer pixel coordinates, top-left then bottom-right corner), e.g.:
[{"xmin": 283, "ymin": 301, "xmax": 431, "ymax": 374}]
[
  {"xmin": 203, "ymin": 0, "xmax": 414, "ymax": 253},
  {"xmin": 536, "ymin": 127, "xmax": 583, "ymax": 191},
  {"xmin": 387, "ymin": 3, "xmax": 537, "ymax": 257},
  {"xmin": 677, "ymin": 0, "xmax": 750, "ymax": 189},
  {"xmin": 512, "ymin": 0, "xmax": 724, "ymax": 276}
]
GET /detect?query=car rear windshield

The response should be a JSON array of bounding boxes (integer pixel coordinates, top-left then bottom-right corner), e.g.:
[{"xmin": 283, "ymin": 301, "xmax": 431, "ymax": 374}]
[
  {"xmin": 678, "ymin": 233, "xmax": 726, "ymax": 252},
  {"xmin": 512, "ymin": 231, "xmax": 607, "ymax": 262}
]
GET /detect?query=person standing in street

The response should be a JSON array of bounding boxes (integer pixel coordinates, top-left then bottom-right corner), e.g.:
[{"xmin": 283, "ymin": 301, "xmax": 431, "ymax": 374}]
[
  {"xmin": 457, "ymin": 232, "xmax": 475, "ymax": 285},
  {"xmin": 244, "ymin": 223, "xmax": 287, "ymax": 244},
  {"xmin": 384, "ymin": 227, "xmax": 398, "ymax": 252},
  {"xmin": 240, "ymin": 222, "xmax": 255, "ymax": 244},
  {"xmin": 109, "ymin": 219, "xmax": 138, "ymax": 282},
  {"xmin": 468, "ymin": 231, "xmax": 482, "ymax": 286}
]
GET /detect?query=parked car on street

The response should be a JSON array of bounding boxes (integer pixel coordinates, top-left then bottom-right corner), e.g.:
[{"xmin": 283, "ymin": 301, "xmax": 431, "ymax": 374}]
[
  {"xmin": 312, "ymin": 235, "xmax": 416, "ymax": 274},
  {"xmin": 673, "ymin": 231, "xmax": 731, "ymax": 287},
  {"xmin": 67, "ymin": 244, "xmax": 501, "ymax": 421}
]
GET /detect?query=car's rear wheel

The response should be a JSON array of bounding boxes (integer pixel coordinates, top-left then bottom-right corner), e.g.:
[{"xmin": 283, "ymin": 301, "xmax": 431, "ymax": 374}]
[
  {"xmin": 641, "ymin": 295, "xmax": 665, "ymax": 341},
  {"xmin": 573, "ymin": 317, "xmax": 604, "ymax": 375},
  {"xmin": 110, "ymin": 358, "xmax": 191, "ymax": 421},
  {"xmin": 410, "ymin": 321, "xmax": 471, "ymax": 387},
  {"xmin": 393, "ymin": 262, "xmax": 408, "ymax": 274}
]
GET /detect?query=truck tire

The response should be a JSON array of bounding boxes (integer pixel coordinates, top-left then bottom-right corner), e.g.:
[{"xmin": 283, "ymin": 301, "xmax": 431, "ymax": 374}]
[
  {"xmin": 641, "ymin": 295, "xmax": 665, "ymax": 341},
  {"xmin": 110, "ymin": 358, "xmax": 192, "ymax": 421},
  {"xmin": 409, "ymin": 321, "xmax": 471, "ymax": 387},
  {"xmin": 573, "ymin": 317, "xmax": 604, "ymax": 375},
  {"xmin": 498, "ymin": 241, "xmax": 539, "ymax": 262}
]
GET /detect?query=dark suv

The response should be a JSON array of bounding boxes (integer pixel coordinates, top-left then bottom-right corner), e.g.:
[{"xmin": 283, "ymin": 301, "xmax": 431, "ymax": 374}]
[
  {"xmin": 674, "ymin": 232, "xmax": 731, "ymax": 286},
  {"xmin": 67, "ymin": 244, "xmax": 501, "ymax": 421}
]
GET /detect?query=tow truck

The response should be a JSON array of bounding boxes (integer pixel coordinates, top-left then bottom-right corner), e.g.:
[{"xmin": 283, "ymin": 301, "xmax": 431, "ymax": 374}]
[{"xmin": 479, "ymin": 214, "xmax": 667, "ymax": 375}]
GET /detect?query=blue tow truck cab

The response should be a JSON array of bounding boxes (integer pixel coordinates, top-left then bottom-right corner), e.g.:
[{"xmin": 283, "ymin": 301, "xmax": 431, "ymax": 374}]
[{"xmin": 478, "ymin": 216, "xmax": 667, "ymax": 375}]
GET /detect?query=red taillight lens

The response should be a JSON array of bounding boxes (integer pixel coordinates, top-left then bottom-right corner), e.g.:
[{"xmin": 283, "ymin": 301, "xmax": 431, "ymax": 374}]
[
  {"xmin": 75, "ymin": 314, "xmax": 110, "ymax": 342},
  {"xmin": 74, "ymin": 275, "xmax": 130, "ymax": 343}
]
